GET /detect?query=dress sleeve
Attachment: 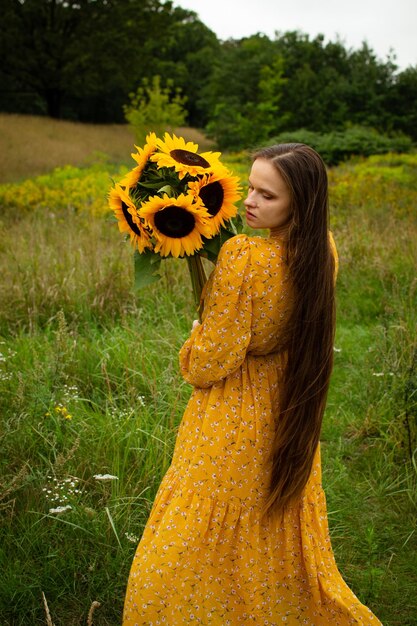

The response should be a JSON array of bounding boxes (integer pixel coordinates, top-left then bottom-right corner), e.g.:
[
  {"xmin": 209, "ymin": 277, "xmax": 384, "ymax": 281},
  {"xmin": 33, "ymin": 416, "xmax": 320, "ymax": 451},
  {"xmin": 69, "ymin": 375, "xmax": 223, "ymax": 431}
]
[{"xmin": 179, "ymin": 234, "xmax": 252, "ymax": 388}]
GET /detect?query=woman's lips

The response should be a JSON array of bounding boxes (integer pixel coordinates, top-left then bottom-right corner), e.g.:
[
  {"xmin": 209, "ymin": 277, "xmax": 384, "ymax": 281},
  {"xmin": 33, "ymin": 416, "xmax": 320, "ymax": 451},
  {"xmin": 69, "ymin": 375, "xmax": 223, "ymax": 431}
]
[{"xmin": 246, "ymin": 210, "xmax": 255, "ymax": 220}]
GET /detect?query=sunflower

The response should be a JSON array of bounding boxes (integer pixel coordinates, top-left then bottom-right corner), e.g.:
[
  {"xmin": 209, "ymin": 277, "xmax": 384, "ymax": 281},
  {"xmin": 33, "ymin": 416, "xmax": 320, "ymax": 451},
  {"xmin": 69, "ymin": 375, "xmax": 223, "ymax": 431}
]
[
  {"xmin": 150, "ymin": 132, "xmax": 221, "ymax": 180},
  {"xmin": 188, "ymin": 168, "xmax": 242, "ymax": 234},
  {"xmin": 108, "ymin": 184, "xmax": 153, "ymax": 253},
  {"xmin": 139, "ymin": 193, "xmax": 213, "ymax": 258},
  {"xmin": 118, "ymin": 132, "xmax": 158, "ymax": 190}
]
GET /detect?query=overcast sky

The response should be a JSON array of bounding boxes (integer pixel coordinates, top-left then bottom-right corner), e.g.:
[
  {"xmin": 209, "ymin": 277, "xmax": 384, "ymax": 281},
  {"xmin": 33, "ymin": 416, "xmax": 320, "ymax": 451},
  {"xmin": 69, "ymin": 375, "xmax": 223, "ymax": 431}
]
[{"xmin": 175, "ymin": 0, "xmax": 416, "ymax": 71}]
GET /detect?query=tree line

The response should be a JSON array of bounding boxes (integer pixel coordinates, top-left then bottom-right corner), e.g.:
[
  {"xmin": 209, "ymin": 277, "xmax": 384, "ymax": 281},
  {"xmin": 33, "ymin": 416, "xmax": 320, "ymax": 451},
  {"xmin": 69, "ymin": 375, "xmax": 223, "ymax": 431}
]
[{"xmin": 1, "ymin": 0, "xmax": 416, "ymax": 151}]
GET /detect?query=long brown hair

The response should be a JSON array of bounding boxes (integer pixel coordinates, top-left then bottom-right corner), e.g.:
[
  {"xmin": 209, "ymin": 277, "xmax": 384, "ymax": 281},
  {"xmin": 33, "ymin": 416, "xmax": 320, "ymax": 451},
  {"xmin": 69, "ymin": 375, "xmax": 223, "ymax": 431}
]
[{"xmin": 253, "ymin": 143, "xmax": 336, "ymax": 514}]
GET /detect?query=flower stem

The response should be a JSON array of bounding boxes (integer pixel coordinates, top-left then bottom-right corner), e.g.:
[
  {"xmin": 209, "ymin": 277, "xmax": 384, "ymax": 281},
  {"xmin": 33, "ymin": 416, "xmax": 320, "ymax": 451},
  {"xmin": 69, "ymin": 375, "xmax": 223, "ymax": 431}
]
[{"xmin": 186, "ymin": 255, "xmax": 207, "ymax": 321}]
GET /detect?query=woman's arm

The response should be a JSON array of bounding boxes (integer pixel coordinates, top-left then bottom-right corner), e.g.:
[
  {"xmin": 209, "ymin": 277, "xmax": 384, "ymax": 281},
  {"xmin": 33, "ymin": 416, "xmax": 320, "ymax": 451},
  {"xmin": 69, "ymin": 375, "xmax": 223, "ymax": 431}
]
[{"xmin": 179, "ymin": 235, "xmax": 252, "ymax": 388}]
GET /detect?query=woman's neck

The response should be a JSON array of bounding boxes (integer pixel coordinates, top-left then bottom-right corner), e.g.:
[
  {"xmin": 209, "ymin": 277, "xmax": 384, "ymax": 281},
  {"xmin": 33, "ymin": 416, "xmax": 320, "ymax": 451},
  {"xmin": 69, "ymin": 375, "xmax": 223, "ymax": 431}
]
[{"xmin": 269, "ymin": 225, "xmax": 289, "ymax": 240}]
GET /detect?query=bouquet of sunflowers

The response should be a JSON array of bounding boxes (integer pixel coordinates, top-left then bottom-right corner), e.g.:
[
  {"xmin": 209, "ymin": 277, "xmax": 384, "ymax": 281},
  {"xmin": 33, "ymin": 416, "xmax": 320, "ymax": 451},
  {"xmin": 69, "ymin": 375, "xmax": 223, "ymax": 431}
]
[{"xmin": 109, "ymin": 132, "xmax": 242, "ymax": 315}]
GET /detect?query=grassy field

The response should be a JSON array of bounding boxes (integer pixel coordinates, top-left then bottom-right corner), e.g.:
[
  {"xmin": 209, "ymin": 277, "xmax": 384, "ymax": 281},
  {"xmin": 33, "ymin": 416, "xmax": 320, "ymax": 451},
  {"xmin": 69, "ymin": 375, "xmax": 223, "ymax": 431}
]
[
  {"xmin": 0, "ymin": 113, "xmax": 213, "ymax": 184},
  {"xmin": 0, "ymin": 116, "xmax": 416, "ymax": 625}
]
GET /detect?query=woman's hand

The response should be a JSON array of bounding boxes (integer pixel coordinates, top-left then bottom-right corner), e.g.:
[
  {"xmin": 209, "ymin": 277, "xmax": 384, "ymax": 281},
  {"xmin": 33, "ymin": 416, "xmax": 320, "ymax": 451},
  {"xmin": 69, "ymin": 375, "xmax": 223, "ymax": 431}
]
[{"xmin": 192, "ymin": 320, "xmax": 200, "ymax": 330}]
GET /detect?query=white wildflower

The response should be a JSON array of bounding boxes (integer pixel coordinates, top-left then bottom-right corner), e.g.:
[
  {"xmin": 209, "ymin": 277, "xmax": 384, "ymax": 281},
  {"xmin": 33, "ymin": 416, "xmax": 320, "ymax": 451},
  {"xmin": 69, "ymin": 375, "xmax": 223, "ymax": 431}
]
[
  {"xmin": 49, "ymin": 505, "xmax": 72, "ymax": 514},
  {"xmin": 62, "ymin": 383, "xmax": 79, "ymax": 402},
  {"xmin": 93, "ymin": 474, "xmax": 119, "ymax": 481},
  {"xmin": 43, "ymin": 476, "xmax": 80, "ymax": 502},
  {"xmin": 333, "ymin": 347, "xmax": 342, "ymax": 353}
]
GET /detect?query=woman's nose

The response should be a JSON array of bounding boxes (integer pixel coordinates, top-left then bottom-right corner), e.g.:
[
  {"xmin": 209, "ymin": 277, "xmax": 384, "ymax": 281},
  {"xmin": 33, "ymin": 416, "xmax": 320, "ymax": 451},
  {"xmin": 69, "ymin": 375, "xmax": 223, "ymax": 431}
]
[{"xmin": 244, "ymin": 190, "xmax": 256, "ymax": 207}]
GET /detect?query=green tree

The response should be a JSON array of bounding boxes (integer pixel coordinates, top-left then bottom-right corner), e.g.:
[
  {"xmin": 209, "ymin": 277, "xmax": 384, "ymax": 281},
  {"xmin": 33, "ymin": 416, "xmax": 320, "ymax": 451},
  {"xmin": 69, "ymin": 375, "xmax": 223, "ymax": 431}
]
[
  {"xmin": 123, "ymin": 76, "xmax": 187, "ymax": 144},
  {"xmin": 204, "ymin": 35, "xmax": 289, "ymax": 149},
  {"xmin": 203, "ymin": 35, "xmax": 275, "ymax": 117},
  {"xmin": 386, "ymin": 66, "xmax": 417, "ymax": 140},
  {"xmin": 148, "ymin": 14, "xmax": 220, "ymax": 127},
  {"xmin": 343, "ymin": 43, "xmax": 397, "ymax": 129},
  {"xmin": 203, "ymin": 30, "xmax": 411, "ymax": 149},
  {"xmin": 270, "ymin": 33, "xmax": 400, "ymax": 135},
  {"xmin": 0, "ymin": 0, "xmax": 196, "ymax": 121},
  {"xmin": 206, "ymin": 55, "xmax": 287, "ymax": 150},
  {"xmin": 274, "ymin": 32, "xmax": 351, "ymax": 131}
]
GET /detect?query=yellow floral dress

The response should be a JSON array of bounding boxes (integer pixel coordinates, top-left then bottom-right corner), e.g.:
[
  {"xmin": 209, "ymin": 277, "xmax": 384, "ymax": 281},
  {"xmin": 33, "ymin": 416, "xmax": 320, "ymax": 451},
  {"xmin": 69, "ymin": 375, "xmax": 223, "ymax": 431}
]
[{"xmin": 123, "ymin": 234, "xmax": 382, "ymax": 625}]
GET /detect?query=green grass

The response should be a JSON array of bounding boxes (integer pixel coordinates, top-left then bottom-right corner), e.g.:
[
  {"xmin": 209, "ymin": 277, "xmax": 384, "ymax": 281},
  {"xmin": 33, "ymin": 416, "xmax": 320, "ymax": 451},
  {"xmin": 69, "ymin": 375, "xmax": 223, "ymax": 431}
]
[{"xmin": 0, "ymin": 151, "xmax": 416, "ymax": 624}]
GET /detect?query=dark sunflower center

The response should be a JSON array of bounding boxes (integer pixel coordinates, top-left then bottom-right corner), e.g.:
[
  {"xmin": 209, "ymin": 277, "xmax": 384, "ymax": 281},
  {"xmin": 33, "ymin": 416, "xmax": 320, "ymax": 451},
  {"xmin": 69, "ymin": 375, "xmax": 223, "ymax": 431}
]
[
  {"xmin": 121, "ymin": 201, "xmax": 142, "ymax": 236},
  {"xmin": 199, "ymin": 181, "xmax": 224, "ymax": 216},
  {"xmin": 154, "ymin": 205, "xmax": 195, "ymax": 238},
  {"xmin": 170, "ymin": 149, "xmax": 210, "ymax": 168}
]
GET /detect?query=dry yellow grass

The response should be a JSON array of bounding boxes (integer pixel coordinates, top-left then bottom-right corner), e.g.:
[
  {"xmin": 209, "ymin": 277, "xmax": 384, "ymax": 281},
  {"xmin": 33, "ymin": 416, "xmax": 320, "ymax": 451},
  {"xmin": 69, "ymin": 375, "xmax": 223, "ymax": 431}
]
[{"xmin": 0, "ymin": 114, "xmax": 213, "ymax": 183}]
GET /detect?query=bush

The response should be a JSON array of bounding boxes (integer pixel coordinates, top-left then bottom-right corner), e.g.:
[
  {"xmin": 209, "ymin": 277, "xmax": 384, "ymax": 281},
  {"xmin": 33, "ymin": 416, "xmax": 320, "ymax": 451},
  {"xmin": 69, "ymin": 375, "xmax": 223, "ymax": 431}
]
[
  {"xmin": 269, "ymin": 126, "xmax": 413, "ymax": 165},
  {"xmin": 124, "ymin": 76, "xmax": 187, "ymax": 145}
]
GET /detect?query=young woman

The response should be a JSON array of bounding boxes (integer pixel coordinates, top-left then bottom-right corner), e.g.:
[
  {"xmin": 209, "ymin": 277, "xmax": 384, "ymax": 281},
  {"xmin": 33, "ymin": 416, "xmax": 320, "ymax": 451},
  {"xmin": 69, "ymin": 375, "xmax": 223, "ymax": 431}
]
[{"xmin": 123, "ymin": 144, "xmax": 382, "ymax": 624}]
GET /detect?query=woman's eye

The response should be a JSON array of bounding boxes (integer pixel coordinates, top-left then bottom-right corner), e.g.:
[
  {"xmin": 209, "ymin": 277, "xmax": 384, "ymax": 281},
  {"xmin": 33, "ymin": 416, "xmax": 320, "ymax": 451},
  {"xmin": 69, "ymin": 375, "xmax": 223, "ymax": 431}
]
[{"xmin": 263, "ymin": 194, "xmax": 273, "ymax": 200}]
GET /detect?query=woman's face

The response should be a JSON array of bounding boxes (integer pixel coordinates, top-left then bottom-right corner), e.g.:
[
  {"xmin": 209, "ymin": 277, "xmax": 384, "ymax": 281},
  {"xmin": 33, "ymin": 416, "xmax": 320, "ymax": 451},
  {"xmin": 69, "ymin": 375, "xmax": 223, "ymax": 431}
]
[{"xmin": 244, "ymin": 158, "xmax": 292, "ymax": 232}]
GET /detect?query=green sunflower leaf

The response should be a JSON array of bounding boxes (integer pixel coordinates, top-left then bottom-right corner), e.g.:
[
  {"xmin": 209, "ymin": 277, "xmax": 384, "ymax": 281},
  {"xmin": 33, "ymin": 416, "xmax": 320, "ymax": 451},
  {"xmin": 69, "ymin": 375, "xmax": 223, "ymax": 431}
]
[
  {"xmin": 137, "ymin": 180, "xmax": 165, "ymax": 189},
  {"xmin": 202, "ymin": 227, "xmax": 236, "ymax": 263},
  {"xmin": 157, "ymin": 185, "xmax": 174, "ymax": 196},
  {"xmin": 230, "ymin": 213, "xmax": 244, "ymax": 234},
  {"xmin": 201, "ymin": 236, "xmax": 221, "ymax": 259},
  {"xmin": 134, "ymin": 249, "xmax": 162, "ymax": 289}
]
